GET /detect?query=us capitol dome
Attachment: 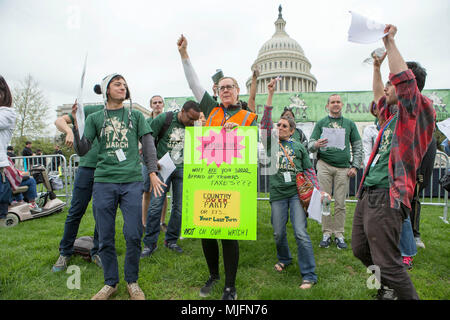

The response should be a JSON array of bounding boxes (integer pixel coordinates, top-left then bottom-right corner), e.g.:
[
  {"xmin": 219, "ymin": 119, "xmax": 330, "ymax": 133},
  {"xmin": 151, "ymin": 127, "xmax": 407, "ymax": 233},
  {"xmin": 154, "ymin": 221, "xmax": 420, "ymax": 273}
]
[{"xmin": 246, "ymin": 5, "xmax": 317, "ymax": 94}]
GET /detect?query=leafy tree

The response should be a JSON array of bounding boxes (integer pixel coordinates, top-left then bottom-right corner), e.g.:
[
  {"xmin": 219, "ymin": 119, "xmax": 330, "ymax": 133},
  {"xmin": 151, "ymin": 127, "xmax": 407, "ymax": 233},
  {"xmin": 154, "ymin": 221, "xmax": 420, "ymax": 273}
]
[{"xmin": 12, "ymin": 74, "xmax": 50, "ymax": 139}]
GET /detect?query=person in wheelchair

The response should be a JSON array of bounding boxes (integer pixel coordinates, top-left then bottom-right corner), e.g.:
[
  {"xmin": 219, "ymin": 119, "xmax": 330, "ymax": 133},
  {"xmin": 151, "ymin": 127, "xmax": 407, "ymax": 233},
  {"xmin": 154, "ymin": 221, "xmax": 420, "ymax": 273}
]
[{"xmin": 10, "ymin": 173, "xmax": 42, "ymax": 213}]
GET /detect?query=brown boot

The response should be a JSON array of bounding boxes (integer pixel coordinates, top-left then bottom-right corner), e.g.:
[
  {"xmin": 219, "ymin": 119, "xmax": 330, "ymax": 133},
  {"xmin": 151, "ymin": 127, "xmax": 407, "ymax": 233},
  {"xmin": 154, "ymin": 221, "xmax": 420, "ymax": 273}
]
[
  {"xmin": 127, "ymin": 282, "xmax": 145, "ymax": 300},
  {"xmin": 91, "ymin": 284, "xmax": 118, "ymax": 300}
]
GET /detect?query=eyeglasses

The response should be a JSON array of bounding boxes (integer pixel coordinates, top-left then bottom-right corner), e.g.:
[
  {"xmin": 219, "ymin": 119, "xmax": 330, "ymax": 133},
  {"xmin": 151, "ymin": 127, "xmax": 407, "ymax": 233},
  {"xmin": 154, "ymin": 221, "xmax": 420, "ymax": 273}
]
[
  {"xmin": 218, "ymin": 85, "xmax": 236, "ymax": 92},
  {"xmin": 276, "ymin": 123, "xmax": 289, "ymax": 129}
]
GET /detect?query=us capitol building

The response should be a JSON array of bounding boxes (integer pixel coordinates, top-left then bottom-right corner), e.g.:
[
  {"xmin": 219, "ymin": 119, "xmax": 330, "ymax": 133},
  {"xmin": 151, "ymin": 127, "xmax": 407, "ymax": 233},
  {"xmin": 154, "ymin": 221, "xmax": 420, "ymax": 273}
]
[{"xmin": 246, "ymin": 6, "xmax": 317, "ymax": 94}]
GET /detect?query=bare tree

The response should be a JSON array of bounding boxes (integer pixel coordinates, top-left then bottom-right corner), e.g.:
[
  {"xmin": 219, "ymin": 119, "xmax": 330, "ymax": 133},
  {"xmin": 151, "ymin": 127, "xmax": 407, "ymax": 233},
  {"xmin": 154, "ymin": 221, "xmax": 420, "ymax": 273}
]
[{"xmin": 13, "ymin": 74, "xmax": 50, "ymax": 139}]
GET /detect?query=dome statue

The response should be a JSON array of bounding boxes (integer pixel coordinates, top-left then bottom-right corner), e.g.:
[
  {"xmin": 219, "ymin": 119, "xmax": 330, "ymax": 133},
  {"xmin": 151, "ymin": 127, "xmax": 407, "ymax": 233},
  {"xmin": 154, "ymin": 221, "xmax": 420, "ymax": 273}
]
[{"xmin": 246, "ymin": 5, "xmax": 317, "ymax": 94}]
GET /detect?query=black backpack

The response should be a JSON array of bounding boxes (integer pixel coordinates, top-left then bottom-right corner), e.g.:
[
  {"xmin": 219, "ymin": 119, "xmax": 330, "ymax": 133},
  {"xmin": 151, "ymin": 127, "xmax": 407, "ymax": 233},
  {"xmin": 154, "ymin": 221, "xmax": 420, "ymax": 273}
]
[
  {"xmin": 155, "ymin": 111, "xmax": 173, "ymax": 147},
  {"xmin": 73, "ymin": 236, "xmax": 94, "ymax": 261}
]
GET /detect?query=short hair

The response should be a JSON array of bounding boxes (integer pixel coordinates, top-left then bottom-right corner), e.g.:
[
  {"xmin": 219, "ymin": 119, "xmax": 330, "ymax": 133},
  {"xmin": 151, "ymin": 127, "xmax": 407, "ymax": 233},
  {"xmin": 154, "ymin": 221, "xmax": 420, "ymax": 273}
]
[
  {"xmin": 218, "ymin": 77, "xmax": 240, "ymax": 89},
  {"xmin": 182, "ymin": 100, "xmax": 200, "ymax": 113},
  {"xmin": 327, "ymin": 94, "xmax": 341, "ymax": 104},
  {"xmin": 150, "ymin": 95, "xmax": 164, "ymax": 105},
  {"xmin": 7, "ymin": 146, "xmax": 13, "ymax": 151},
  {"xmin": 36, "ymin": 149, "xmax": 42, "ymax": 153},
  {"xmin": 281, "ymin": 107, "xmax": 295, "ymax": 119},
  {"xmin": 406, "ymin": 61, "xmax": 427, "ymax": 92},
  {"xmin": 0, "ymin": 75, "xmax": 12, "ymax": 107},
  {"xmin": 25, "ymin": 141, "xmax": 32, "ymax": 145},
  {"xmin": 280, "ymin": 116, "xmax": 296, "ymax": 130}
]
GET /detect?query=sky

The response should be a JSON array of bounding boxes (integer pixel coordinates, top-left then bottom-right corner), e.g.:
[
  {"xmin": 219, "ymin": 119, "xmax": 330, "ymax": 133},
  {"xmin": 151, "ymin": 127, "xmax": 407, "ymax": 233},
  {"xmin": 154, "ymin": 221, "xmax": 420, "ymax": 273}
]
[{"xmin": 1, "ymin": 0, "xmax": 449, "ymax": 136}]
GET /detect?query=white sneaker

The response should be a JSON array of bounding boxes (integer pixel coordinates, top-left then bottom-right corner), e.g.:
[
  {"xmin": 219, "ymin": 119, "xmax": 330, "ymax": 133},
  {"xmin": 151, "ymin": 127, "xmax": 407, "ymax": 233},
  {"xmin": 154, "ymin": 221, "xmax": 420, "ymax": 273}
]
[{"xmin": 415, "ymin": 237, "xmax": 425, "ymax": 249}]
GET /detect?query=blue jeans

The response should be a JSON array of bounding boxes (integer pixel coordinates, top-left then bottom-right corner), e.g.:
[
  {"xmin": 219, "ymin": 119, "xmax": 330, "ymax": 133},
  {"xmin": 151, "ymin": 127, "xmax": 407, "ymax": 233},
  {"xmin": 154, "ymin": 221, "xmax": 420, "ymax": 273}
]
[
  {"xmin": 93, "ymin": 181, "xmax": 143, "ymax": 286},
  {"xmin": 13, "ymin": 177, "xmax": 38, "ymax": 202},
  {"xmin": 270, "ymin": 194, "xmax": 317, "ymax": 283},
  {"xmin": 143, "ymin": 168, "xmax": 183, "ymax": 247},
  {"xmin": 59, "ymin": 167, "xmax": 99, "ymax": 257},
  {"xmin": 399, "ymin": 216, "xmax": 417, "ymax": 257},
  {"xmin": 0, "ymin": 174, "xmax": 11, "ymax": 218}
]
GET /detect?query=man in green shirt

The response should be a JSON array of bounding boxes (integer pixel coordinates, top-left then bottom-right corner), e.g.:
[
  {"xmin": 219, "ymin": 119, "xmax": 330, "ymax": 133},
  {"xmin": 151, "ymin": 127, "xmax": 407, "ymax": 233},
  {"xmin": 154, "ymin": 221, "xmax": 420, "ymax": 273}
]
[
  {"xmin": 73, "ymin": 73, "xmax": 165, "ymax": 300},
  {"xmin": 141, "ymin": 100, "xmax": 200, "ymax": 257},
  {"xmin": 309, "ymin": 94, "xmax": 363, "ymax": 249}
]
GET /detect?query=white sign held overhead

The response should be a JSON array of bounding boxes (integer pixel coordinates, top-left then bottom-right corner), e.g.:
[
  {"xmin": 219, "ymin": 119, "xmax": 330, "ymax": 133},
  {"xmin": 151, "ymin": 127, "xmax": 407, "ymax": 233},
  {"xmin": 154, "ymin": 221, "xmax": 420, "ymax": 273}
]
[
  {"xmin": 76, "ymin": 53, "xmax": 88, "ymax": 138},
  {"xmin": 348, "ymin": 11, "xmax": 388, "ymax": 44}
]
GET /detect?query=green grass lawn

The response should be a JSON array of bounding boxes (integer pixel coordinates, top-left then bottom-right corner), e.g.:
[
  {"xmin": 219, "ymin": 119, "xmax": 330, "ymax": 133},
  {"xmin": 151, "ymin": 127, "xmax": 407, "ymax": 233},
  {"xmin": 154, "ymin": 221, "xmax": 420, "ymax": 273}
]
[{"xmin": 0, "ymin": 200, "xmax": 448, "ymax": 300}]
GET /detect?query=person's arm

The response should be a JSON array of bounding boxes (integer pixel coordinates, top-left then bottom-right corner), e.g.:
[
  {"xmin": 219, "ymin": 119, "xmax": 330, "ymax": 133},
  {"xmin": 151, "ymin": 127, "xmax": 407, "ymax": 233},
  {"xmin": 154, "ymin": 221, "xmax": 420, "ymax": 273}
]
[
  {"xmin": 141, "ymin": 132, "xmax": 167, "ymax": 197},
  {"xmin": 247, "ymin": 66, "xmax": 260, "ymax": 113},
  {"xmin": 177, "ymin": 34, "xmax": 206, "ymax": 103},
  {"xmin": 55, "ymin": 113, "xmax": 75, "ymax": 148},
  {"xmin": 373, "ymin": 52, "xmax": 387, "ymax": 104},
  {"xmin": 383, "ymin": 24, "xmax": 408, "ymax": 76},
  {"xmin": 71, "ymin": 103, "xmax": 93, "ymax": 156}
]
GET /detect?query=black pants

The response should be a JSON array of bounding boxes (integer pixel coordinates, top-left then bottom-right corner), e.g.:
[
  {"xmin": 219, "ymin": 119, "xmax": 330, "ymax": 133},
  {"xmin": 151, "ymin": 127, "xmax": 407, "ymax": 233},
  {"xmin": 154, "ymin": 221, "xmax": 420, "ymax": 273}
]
[
  {"xmin": 201, "ymin": 239, "xmax": 239, "ymax": 288},
  {"xmin": 352, "ymin": 189, "xmax": 419, "ymax": 300}
]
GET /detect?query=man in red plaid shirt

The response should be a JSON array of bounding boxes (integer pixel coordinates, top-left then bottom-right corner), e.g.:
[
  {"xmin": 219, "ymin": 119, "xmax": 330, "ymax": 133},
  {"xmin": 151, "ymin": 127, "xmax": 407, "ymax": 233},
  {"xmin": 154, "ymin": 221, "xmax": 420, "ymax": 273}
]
[{"xmin": 351, "ymin": 24, "xmax": 436, "ymax": 300}]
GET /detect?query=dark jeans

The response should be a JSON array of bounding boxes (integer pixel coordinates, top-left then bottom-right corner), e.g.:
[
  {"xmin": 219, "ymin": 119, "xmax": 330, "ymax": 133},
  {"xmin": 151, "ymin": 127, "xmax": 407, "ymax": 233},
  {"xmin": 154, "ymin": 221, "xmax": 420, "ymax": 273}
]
[
  {"xmin": 201, "ymin": 239, "xmax": 239, "ymax": 288},
  {"xmin": 143, "ymin": 168, "xmax": 183, "ymax": 248},
  {"xmin": 59, "ymin": 167, "xmax": 99, "ymax": 257},
  {"xmin": 352, "ymin": 188, "xmax": 419, "ymax": 300},
  {"xmin": 0, "ymin": 172, "xmax": 11, "ymax": 219},
  {"xmin": 93, "ymin": 181, "xmax": 143, "ymax": 286}
]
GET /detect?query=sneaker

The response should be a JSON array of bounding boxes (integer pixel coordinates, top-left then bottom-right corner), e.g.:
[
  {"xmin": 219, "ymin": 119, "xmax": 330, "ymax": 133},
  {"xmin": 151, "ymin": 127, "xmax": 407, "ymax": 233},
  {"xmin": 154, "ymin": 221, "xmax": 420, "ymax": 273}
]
[
  {"xmin": 376, "ymin": 286, "xmax": 398, "ymax": 300},
  {"xmin": 140, "ymin": 244, "xmax": 157, "ymax": 258},
  {"xmin": 335, "ymin": 237, "xmax": 348, "ymax": 250},
  {"xmin": 199, "ymin": 276, "xmax": 220, "ymax": 297},
  {"xmin": 164, "ymin": 241, "xmax": 183, "ymax": 253},
  {"xmin": 415, "ymin": 237, "xmax": 425, "ymax": 249},
  {"xmin": 91, "ymin": 254, "xmax": 103, "ymax": 269},
  {"xmin": 29, "ymin": 203, "xmax": 42, "ymax": 213},
  {"xmin": 52, "ymin": 255, "xmax": 70, "ymax": 272},
  {"xmin": 91, "ymin": 284, "xmax": 118, "ymax": 300},
  {"xmin": 160, "ymin": 222, "xmax": 168, "ymax": 233},
  {"xmin": 127, "ymin": 282, "xmax": 145, "ymax": 300},
  {"xmin": 221, "ymin": 287, "xmax": 237, "ymax": 300},
  {"xmin": 319, "ymin": 235, "xmax": 332, "ymax": 248},
  {"xmin": 402, "ymin": 256, "xmax": 413, "ymax": 270}
]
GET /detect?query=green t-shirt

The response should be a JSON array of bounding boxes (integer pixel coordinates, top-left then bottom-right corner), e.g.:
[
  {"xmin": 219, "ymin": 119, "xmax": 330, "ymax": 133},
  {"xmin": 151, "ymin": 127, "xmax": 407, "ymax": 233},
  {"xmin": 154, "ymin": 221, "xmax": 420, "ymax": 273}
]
[
  {"xmin": 199, "ymin": 92, "xmax": 258, "ymax": 126},
  {"xmin": 363, "ymin": 114, "xmax": 398, "ymax": 188},
  {"xmin": 266, "ymin": 138, "xmax": 313, "ymax": 202},
  {"xmin": 310, "ymin": 116, "xmax": 361, "ymax": 168},
  {"xmin": 151, "ymin": 111, "xmax": 186, "ymax": 168},
  {"xmin": 69, "ymin": 104, "xmax": 103, "ymax": 168},
  {"xmin": 83, "ymin": 107, "xmax": 152, "ymax": 183}
]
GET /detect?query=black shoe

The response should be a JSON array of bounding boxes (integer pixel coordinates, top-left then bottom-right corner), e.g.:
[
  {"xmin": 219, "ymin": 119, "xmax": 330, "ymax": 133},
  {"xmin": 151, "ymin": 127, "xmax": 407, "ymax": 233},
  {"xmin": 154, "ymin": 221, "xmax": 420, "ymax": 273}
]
[
  {"xmin": 199, "ymin": 276, "xmax": 220, "ymax": 297},
  {"xmin": 319, "ymin": 235, "xmax": 332, "ymax": 248},
  {"xmin": 140, "ymin": 244, "xmax": 157, "ymax": 258},
  {"xmin": 221, "ymin": 287, "xmax": 237, "ymax": 300},
  {"xmin": 164, "ymin": 241, "xmax": 183, "ymax": 253},
  {"xmin": 376, "ymin": 286, "xmax": 398, "ymax": 300}
]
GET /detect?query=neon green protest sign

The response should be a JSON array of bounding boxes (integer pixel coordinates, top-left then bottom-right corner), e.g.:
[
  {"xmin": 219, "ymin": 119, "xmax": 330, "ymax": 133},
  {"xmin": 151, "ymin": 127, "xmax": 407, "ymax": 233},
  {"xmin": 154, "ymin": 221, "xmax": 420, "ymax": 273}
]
[{"xmin": 181, "ymin": 126, "xmax": 258, "ymax": 240}]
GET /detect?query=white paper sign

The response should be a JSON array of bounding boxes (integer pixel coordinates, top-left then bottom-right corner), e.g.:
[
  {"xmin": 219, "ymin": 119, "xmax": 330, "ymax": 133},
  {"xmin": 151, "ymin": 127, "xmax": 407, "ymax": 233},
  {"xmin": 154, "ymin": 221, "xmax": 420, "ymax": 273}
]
[
  {"xmin": 321, "ymin": 127, "xmax": 346, "ymax": 150},
  {"xmin": 307, "ymin": 188, "xmax": 322, "ymax": 224},
  {"xmin": 437, "ymin": 118, "xmax": 450, "ymax": 140},
  {"xmin": 158, "ymin": 152, "xmax": 176, "ymax": 183},
  {"xmin": 348, "ymin": 11, "xmax": 388, "ymax": 44},
  {"xmin": 76, "ymin": 53, "xmax": 88, "ymax": 138}
]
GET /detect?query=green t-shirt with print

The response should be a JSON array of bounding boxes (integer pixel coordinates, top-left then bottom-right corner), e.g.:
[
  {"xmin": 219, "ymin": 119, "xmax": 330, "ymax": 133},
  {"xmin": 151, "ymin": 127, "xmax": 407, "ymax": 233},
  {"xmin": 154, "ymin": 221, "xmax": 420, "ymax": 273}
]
[
  {"xmin": 199, "ymin": 92, "xmax": 258, "ymax": 126},
  {"xmin": 69, "ymin": 104, "xmax": 103, "ymax": 168},
  {"xmin": 267, "ymin": 139, "xmax": 313, "ymax": 202},
  {"xmin": 310, "ymin": 116, "xmax": 361, "ymax": 168},
  {"xmin": 150, "ymin": 111, "xmax": 186, "ymax": 168},
  {"xmin": 363, "ymin": 114, "xmax": 398, "ymax": 188},
  {"xmin": 83, "ymin": 107, "xmax": 152, "ymax": 183}
]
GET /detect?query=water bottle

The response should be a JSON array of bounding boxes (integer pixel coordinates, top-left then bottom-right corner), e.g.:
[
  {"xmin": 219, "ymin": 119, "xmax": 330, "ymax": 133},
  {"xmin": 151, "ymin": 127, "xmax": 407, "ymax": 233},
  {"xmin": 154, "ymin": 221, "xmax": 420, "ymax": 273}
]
[{"xmin": 322, "ymin": 195, "xmax": 331, "ymax": 216}]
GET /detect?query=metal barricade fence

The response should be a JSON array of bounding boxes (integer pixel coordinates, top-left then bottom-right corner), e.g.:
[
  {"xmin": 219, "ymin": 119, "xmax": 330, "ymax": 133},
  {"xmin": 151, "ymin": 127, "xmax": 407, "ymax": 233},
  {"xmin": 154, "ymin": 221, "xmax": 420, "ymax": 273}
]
[{"xmin": 10, "ymin": 154, "xmax": 70, "ymax": 201}]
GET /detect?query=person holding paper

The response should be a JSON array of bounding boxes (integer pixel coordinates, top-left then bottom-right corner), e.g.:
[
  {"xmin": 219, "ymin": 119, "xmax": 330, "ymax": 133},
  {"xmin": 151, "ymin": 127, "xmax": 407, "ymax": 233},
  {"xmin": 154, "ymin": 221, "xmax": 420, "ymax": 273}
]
[
  {"xmin": 308, "ymin": 95, "xmax": 362, "ymax": 249},
  {"xmin": 72, "ymin": 73, "xmax": 165, "ymax": 300},
  {"xmin": 52, "ymin": 102, "xmax": 103, "ymax": 272},
  {"xmin": 141, "ymin": 100, "xmax": 200, "ymax": 257},
  {"xmin": 141, "ymin": 95, "xmax": 168, "ymax": 231},
  {"xmin": 260, "ymin": 78, "xmax": 327, "ymax": 289},
  {"xmin": 352, "ymin": 24, "xmax": 436, "ymax": 300},
  {"xmin": 177, "ymin": 34, "xmax": 258, "ymax": 300}
]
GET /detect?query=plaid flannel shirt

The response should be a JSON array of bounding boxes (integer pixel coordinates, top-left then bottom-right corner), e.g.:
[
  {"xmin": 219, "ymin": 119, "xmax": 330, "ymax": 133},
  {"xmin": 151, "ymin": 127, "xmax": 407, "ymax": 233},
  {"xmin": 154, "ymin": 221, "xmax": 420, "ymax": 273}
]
[{"xmin": 357, "ymin": 69, "xmax": 436, "ymax": 209}]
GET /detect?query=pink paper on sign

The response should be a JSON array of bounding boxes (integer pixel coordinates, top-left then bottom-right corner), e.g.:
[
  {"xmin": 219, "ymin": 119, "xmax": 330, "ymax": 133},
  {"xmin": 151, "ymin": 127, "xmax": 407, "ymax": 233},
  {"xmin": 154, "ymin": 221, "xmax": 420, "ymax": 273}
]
[{"xmin": 196, "ymin": 128, "xmax": 245, "ymax": 167}]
